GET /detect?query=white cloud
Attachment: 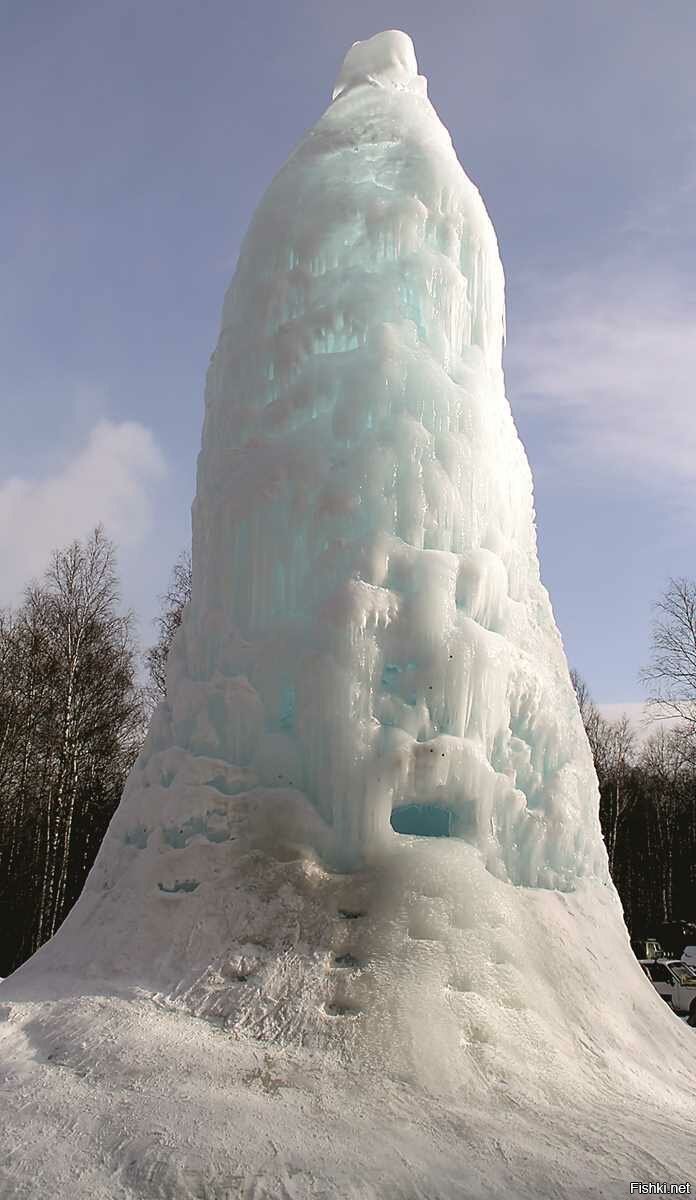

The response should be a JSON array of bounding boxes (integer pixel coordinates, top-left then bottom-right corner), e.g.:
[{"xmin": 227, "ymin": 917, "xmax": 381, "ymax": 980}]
[
  {"xmin": 598, "ymin": 702, "xmax": 681, "ymax": 746},
  {"xmin": 598, "ymin": 701, "xmax": 651, "ymax": 729},
  {"xmin": 506, "ymin": 263, "xmax": 696, "ymax": 493},
  {"xmin": 0, "ymin": 419, "xmax": 166, "ymax": 606}
]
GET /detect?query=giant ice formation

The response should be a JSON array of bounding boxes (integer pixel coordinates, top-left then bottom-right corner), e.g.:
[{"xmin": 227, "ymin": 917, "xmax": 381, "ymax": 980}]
[
  {"xmin": 2, "ymin": 31, "xmax": 695, "ymax": 1199},
  {"xmin": 184, "ymin": 25, "xmax": 606, "ymax": 890}
]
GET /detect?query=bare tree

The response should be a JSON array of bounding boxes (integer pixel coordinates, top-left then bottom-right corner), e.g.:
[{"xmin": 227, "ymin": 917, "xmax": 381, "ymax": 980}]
[
  {"xmin": 569, "ymin": 661, "xmax": 696, "ymax": 931},
  {"xmin": 39, "ymin": 528, "xmax": 143, "ymax": 936},
  {"xmin": 641, "ymin": 577, "xmax": 696, "ymax": 734},
  {"xmin": 570, "ymin": 669, "xmax": 636, "ymax": 875},
  {"xmin": 145, "ymin": 549, "xmax": 192, "ymax": 704},
  {"xmin": 570, "ymin": 667, "xmax": 604, "ymax": 760},
  {"xmin": 0, "ymin": 527, "xmax": 142, "ymax": 972},
  {"xmin": 600, "ymin": 714, "xmax": 636, "ymax": 876},
  {"xmin": 639, "ymin": 726, "xmax": 694, "ymax": 922}
]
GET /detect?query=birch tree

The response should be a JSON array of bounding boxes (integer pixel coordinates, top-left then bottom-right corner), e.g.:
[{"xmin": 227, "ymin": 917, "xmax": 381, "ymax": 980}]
[{"xmin": 0, "ymin": 527, "xmax": 142, "ymax": 973}]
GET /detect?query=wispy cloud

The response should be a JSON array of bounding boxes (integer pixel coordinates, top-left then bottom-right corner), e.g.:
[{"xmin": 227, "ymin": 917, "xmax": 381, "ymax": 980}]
[
  {"xmin": 505, "ymin": 147, "xmax": 696, "ymax": 500},
  {"xmin": 0, "ymin": 419, "xmax": 166, "ymax": 606},
  {"xmin": 506, "ymin": 261, "xmax": 696, "ymax": 493},
  {"xmin": 598, "ymin": 702, "xmax": 682, "ymax": 747}
]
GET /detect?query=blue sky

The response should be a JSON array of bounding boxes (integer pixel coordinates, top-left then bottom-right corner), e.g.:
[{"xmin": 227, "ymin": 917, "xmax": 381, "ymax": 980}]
[{"xmin": 2, "ymin": 0, "xmax": 695, "ymax": 706}]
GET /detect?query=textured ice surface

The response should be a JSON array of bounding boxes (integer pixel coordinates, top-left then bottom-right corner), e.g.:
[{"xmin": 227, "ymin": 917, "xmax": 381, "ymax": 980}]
[
  {"xmin": 2, "ymin": 31, "xmax": 694, "ymax": 1199},
  {"xmin": 172, "ymin": 22, "xmax": 607, "ymax": 889},
  {"xmin": 0, "ymin": 22, "xmax": 639, "ymax": 1031}
]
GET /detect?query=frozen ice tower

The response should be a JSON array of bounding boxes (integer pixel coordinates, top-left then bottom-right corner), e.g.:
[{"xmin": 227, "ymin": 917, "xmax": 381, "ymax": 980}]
[
  {"xmin": 184, "ymin": 26, "xmax": 608, "ymax": 888},
  {"xmin": 3, "ymin": 33, "xmax": 695, "ymax": 1199}
]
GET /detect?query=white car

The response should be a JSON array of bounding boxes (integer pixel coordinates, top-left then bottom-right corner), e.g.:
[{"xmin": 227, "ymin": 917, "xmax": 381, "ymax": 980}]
[
  {"xmin": 681, "ymin": 945, "xmax": 696, "ymax": 969},
  {"xmin": 640, "ymin": 958, "xmax": 696, "ymax": 1024}
]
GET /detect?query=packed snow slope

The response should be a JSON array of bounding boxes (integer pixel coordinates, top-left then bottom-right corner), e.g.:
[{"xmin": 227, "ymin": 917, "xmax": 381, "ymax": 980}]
[{"xmin": 1, "ymin": 30, "xmax": 694, "ymax": 1200}]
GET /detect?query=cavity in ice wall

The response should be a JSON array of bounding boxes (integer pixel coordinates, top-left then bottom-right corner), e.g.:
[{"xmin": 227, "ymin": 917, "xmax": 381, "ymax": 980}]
[{"xmin": 157, "ymin": 28, "xmax": 609, "ymax": 890}]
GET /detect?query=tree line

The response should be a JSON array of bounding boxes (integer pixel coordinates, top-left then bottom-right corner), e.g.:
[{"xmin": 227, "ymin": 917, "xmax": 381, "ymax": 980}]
[
  {"xmin": 0, "ymin": 528, "xmax": 190, "ymax": 976},
  {"xmin": 0, "ymin": 530, "xmax": 694, "ymax": 976},
  {"xmin": 572, "ymin": 664, "xmax": 696, "ymax": 939},
  {"xmin": 571, "ymin": 578, "xmax": 696, "ymax": 940}
]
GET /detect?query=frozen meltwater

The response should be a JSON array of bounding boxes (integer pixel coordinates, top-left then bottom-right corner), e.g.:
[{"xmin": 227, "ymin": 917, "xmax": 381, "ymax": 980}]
[{"xmin": 177, "ymin": 27, "xmax": 608, "ymax": 888}]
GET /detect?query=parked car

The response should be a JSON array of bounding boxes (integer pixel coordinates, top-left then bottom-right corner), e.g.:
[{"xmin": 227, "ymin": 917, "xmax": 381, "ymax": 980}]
[
  {"xmin": 631, "ymin": 938, "xmax": 663, "ymax": 960},
  {"xmin": 681, "ymin": 946, "xmax": 696, "ymax": 969},
  {"xmin": 640, "ymin": 958, "xmax": 696, "ymax": 1024}
]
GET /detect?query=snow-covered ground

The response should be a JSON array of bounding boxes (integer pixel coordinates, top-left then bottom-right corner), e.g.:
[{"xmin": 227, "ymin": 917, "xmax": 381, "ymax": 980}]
[
  {"xmin": 1, "ymin": 31, "xmax": 694, "ymax": 1198},
  {"xmin": 1, "ymin": 851, "xmax": 695, "ymax": 1198}
]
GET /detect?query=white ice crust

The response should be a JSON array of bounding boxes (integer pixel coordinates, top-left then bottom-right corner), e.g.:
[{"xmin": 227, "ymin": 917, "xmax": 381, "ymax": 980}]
[
  {"xmin": 332, "ymin": 30, "xmax": 426, "ymax": 100},
  {"xmin": 2, "ymin": 30, "xmax": 694, "ymax": 1199}
]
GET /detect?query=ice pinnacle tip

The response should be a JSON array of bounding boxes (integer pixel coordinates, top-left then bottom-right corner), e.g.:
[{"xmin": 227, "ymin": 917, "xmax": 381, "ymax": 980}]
[{"xmin": 332, "ymin": 30, "xmax": 419, "ymax": 100}]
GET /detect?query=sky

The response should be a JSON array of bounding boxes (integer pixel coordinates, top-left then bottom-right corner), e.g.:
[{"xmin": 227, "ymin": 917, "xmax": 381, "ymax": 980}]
[{"xmin": 2, "ymin": 0, "xmax": 695, "ymax": 707}]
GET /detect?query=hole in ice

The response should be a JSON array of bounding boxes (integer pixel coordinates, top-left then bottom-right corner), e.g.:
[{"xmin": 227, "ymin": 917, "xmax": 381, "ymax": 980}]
[
  {"xmin": 162, "ymin": 814, "xmax": 231, "ymax": 848},
  {"xmin": 323, "ymin": 1002, "xmax": 362, "ymax": 1018},
  {"xmin": 333, "ymin": 952, "xmax": 362, "ymax": 969},
  {"xmin": 163, "ymin": 818, "xmax": 205, "ymax": 848},
  {"xmin": 390, "ymin": 804, "xmax": 453, "ymax": 837},
  {"xmin": 380, "ymin": 661, "xmax": 420, "ymax": 695},
  {"xmin": 447, "ymin": 975, "xmax": 473, "ymax": 993},
  {"xmin": 123, "ymin": 825, "xmax": 149, "ymax": 849},
  {"xmin": 157, "ymin": 878, "xmax": 200, "ymax": 894},
  {"xmin": 381, "ymin": 663, "xmax": 402, "ymax": 686},
  {"xmin": 337, "ymin": 909, "xmax": 365, "ymax": 920}
]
